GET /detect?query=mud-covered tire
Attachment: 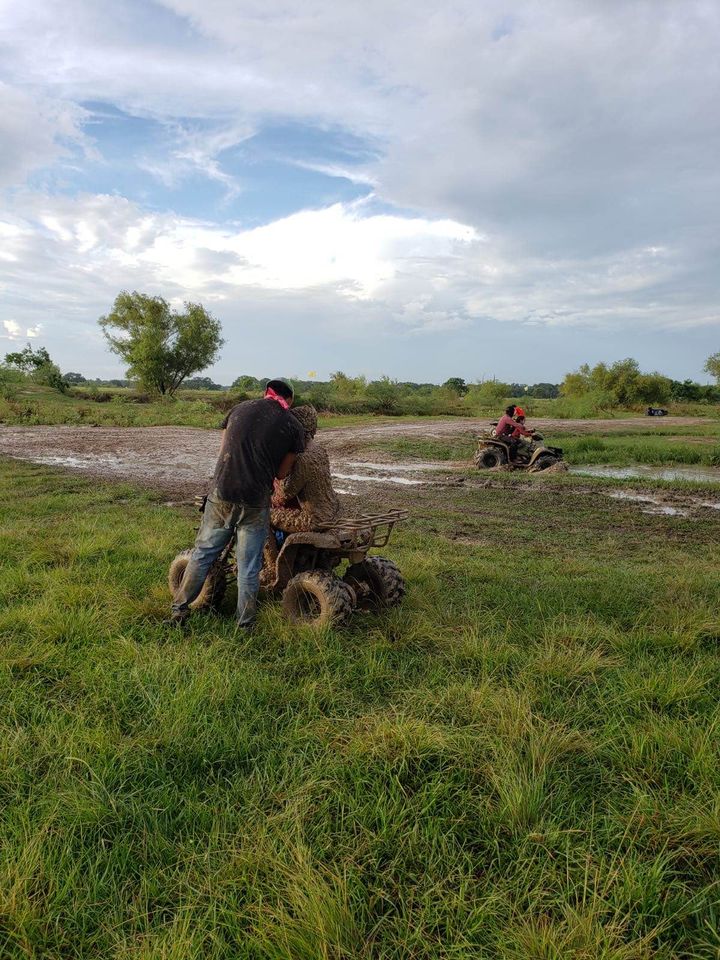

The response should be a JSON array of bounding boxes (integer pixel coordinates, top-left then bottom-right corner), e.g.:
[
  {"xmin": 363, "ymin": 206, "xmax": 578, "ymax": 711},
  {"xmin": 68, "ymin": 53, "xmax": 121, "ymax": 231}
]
[
  {"xmin": 344, "ymin": 556, "xmax": 406, "ymax": 611},
  {"xmin": 168, "ymin": 549, "xmax": 227, "ymax": 611},
  {"xmin": 531, "ymin": 454, "xmax": 559, "ymax": 472},
  {"xmin": 474, "ymin": 445, "xmax": 507, "ymax": 469},
  {"xmin": 282, "ymin": 571, "xmax": 356, "ymax": 626}
]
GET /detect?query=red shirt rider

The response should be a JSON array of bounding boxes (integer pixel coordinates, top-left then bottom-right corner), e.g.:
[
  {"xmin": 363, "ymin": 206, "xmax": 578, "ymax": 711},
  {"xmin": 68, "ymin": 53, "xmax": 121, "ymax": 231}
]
[{"xmin": 496, "ymin": 405, "xmax": 533, "ymax": 439}]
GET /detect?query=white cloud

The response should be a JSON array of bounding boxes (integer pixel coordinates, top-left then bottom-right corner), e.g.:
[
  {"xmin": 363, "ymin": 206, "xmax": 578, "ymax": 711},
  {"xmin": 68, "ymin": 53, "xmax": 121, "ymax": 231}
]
[
  {"xmin": 0, "ymin": 318, "xmax": 43, "ymax": 341},
  {"xmin": 0, "ymin": 0, "xmax": 718, "ymax": 377},
  {"xmin": 0, "ymin": 82, "xmax": 87, "ymax": 189},
  {"xmin": 3, "ymin": 319, "xmax": 21, "ymax": 338}
]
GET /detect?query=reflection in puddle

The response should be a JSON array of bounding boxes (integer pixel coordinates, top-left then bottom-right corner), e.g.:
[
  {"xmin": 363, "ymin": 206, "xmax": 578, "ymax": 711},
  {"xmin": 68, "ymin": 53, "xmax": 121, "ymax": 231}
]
[{"xmin": 572, "ymin": 464, "xmax": 720, "ymax": 483}]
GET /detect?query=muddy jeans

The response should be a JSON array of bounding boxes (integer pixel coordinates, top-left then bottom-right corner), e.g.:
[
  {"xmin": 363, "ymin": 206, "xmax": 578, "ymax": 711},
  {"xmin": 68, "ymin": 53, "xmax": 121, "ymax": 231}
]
[{"xmin": 172, "ymin": 489, "xmax": 269, "ymax": 626}]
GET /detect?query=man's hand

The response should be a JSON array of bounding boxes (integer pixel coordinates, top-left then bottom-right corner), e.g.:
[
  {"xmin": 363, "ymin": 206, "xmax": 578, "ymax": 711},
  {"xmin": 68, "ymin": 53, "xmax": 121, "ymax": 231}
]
[
  {"xmin": 276, "ymin": 452, "xmax": 297, "ymax": 480},
  {"xmin": 271, "ymin": 478, "xmax": 286, "ymax": 508}
]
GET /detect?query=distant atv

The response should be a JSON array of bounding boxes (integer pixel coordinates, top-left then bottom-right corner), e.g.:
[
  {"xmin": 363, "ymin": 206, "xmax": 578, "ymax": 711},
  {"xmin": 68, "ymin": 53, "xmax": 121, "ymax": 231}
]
[
  {"xmin": 474, "ymin": 425, "xmax": 564, "ymax": 472},
  {"xmin": 169, "ymin": 505, "xmax": 408, "ymax": 628}
]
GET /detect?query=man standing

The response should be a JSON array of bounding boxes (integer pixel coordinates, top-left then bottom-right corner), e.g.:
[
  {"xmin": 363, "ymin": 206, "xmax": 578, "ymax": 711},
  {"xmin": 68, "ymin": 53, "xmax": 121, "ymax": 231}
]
[{"xmin": 170, "ymin": 378, "xmax": 304, "ymax": 629}]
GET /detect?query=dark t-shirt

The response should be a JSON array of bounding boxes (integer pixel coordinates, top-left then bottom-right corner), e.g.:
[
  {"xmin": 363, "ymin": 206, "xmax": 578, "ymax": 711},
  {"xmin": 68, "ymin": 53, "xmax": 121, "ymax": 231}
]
[{"xmin": 213, "ymin": 399, "xmax": 304, "ymax": 506}]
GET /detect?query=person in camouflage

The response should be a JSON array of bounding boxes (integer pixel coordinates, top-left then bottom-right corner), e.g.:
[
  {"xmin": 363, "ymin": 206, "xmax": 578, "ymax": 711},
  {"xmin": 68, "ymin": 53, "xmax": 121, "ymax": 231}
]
[{"xmin": 262, "ymin": 405, "xmax": 340, "ymax": 582}]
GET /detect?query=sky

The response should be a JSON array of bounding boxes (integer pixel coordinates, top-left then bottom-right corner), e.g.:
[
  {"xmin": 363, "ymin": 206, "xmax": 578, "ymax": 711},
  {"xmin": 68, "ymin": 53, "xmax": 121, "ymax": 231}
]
[{"xmin": 0, "ymin": 0, "xmax": 718, "ymax": 384}]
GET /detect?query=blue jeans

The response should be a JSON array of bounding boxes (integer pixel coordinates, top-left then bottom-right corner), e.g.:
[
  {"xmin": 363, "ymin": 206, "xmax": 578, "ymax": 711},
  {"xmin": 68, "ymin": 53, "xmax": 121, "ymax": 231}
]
[{"xmin": 172, "ymin": 489, "xmax": 269, "ymax": 626}]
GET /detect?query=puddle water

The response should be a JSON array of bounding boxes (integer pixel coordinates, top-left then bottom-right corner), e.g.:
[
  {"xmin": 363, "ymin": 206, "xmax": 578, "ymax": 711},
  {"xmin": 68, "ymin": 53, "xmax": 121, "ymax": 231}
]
[
  {"xmin": 29, "ymin": 454, "xmax": 125, "ymax": 470},
  {"xmin": 346, "ymin": 460, "xmax": 447, "ymax": 473},
  {"xmin": 572, "ymin": 464, "xmax": 720, "ymax": 483},
  {"xmin": 332, "ymin": 471, "xmax": 422, "ymax": 486},
  {"xmin": 608, "ymin": 492, "xmax": 689, "ymax": 517}
]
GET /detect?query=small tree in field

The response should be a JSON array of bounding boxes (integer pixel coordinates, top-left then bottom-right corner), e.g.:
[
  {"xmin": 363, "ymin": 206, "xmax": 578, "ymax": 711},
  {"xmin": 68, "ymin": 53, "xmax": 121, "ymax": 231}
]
[
  {"xmin": 4, "ymin": 344, "xmax": 52, "ymax": 372},
  {"xmin": 99, "ymin": 292, "xmax": 224, "ymax": 396},
  {"xmin": 705, "ymin": 351, "xmax": 720, "ymax": 385},
  {"xmin": 4, "ymin": 343, "xmax": 67, "ymax": 392},
  {"xmin": 442, "ymin": 377, "xmax": 468, "ymax": 396}
]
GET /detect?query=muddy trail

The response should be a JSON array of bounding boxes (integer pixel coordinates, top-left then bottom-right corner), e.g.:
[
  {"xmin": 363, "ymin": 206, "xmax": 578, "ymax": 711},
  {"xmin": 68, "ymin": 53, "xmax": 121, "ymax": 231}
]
[
  {"xmin": 0, "ymin": 419, "xmax": 719, "ymax": 520},
  {"xmin": 319, "ymin": 415, "xmax": 713, "ymax": 458}
]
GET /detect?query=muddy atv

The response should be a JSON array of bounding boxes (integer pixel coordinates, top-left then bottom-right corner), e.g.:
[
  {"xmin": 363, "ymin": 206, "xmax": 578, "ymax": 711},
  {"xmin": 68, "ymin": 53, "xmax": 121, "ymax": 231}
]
[
  {"xmin": 169, "ymin": 505, "xmax": 409, "ymax": 628},
  {"xmin": 474, "ymin": 426, "xmax": 564, "ymax": 472}
]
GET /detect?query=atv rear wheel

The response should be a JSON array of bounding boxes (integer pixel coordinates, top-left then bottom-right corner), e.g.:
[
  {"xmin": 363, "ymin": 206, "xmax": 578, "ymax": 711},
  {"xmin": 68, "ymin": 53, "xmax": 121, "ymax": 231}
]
[
  {"xmin": 282, "ymin": 571, "xmax": 355, "ymax": 626},
  {"xmin": 168, "ymin": 549, "xmax": 227, "ymax": 611},
  {"xmin": 344, "ymin": 556, "xmax": 406, "ymax": 611},
  {"xmin": 474, "ymin": 445, "xmax": 507, "ymax": 469}
]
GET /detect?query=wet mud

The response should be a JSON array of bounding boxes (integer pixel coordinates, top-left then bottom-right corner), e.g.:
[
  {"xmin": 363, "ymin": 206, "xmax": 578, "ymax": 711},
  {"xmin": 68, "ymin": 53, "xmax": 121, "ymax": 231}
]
[{"xmin": 1, "ymin": 419, "xmax": 719, "ymax": 522}]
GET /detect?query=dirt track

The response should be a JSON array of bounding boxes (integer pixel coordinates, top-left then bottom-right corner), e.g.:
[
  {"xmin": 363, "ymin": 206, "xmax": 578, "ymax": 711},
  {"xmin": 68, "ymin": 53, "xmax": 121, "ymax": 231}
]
[{"xmin": 0, "ymin": 416, "xmax": 714, "ymax": 501}]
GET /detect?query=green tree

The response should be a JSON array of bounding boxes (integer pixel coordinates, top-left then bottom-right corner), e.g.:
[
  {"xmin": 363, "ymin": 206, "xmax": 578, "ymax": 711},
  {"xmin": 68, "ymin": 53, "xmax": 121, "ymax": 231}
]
[
  {"xmin": 367, "ymin": 376, "xmax": 400, "ymax": 414},
  {"xmin": 99, "ymin": 292, "xmax": 224, "ymax": 396},
  {"xmin": 561, "ymin": 359, "xmax": 671, "ymax": 407},
  {"xmin": 183, "ymin": 376, "xmax": 222, "ymax": 390},
  {"xmin": 231, "ymin": 375, "xmax": 264, "ymax": 391},
  {"xmin": 442, "ymin": 377, "xmax": 468, "ymax": 396},
  {"xmin": 4, "ymin": 344, "xmax": 52, "ymax": 372},
  {"xmin": 330, "ymin": 371, "xmax": 367, "ymax": 397},
  {"xmin": 4, "ymin": 344, "xmax": 68, "ymax": 393},
  {"xmin": 33, "ymin": 360, "xmax": 68, "ymax": 393},
  {"xmin": 469, "ymin": 379, "xmax": 512, "ymax": 406},
  {"xmin": 705, "ymin": 351, "xmax": 720, "ymax": 384}
]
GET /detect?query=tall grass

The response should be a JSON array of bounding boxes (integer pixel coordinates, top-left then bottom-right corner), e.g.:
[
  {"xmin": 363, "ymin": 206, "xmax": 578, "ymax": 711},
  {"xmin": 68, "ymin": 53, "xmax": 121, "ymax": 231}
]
[
  {"xmin": 1, "ymin": 459, "xmax": 720, "ymax": 957},
  {"xmin": 1, "ymin": 384, "xmax": 718, "ymax": 428}
]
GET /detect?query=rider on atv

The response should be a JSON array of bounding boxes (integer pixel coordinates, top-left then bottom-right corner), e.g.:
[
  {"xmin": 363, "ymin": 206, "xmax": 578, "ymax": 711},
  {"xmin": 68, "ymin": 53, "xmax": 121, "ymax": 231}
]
[{"xmin": 496, "ymin": 405, "xmax": 535, "ymax": 460}]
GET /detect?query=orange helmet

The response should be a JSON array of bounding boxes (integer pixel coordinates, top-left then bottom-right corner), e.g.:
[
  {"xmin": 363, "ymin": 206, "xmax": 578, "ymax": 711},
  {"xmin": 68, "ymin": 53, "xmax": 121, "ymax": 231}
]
[{"xmin": 514, "ymin": 406, "xmax": 526, "ymax": 418}]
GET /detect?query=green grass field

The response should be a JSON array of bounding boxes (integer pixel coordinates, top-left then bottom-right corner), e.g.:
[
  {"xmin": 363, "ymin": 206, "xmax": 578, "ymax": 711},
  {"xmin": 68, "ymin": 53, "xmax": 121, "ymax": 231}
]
[
  {"xmin": 0, "ymin": 386, "xmax": 373, "ymax": 431},
  {"xmin": 1, "ymin": 384, "xmax": 718, "ymax": 433},
  {"xmin": 2, "ymin": 458, "xmax": 720, "ymax": 957}
]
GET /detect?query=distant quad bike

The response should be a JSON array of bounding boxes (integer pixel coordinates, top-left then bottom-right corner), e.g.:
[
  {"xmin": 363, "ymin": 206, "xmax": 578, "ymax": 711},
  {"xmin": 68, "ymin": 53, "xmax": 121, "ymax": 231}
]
[
  {"xmin": 169, "ymin": 503, "xmax": 409, "ymax": 628},
  {"xmin": 474, "ymin": 424, "xmax": 564, "ymax": 472}
]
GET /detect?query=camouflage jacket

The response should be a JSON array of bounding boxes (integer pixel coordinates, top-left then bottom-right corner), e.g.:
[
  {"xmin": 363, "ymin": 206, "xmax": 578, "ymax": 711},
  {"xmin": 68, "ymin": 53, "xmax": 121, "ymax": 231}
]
[{"xmin": 275, "ymin": 438, "xmax": 340, "ymax": 524}]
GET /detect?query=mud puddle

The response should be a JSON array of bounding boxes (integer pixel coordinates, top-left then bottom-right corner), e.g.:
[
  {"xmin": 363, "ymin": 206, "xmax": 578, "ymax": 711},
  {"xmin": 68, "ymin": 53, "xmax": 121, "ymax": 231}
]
[
  {"xmin": 333, "ymin": 471, "xmax": 423, "ymax": 486},
  {"xmin": 345, "ymin": 460, "xmax": 453, "ymax": 472},
  {"xmin": 28, "ymin": 453, "xmax": 128, "ymax": 471},
  {"xmin": 607, "ymin": 491, "xmax": 690, "ymax": 517},
  {"xmin": 572, "ymin": 464, "xmax": 720, "ymax": 484},
  {"xmin": 331, "ymin": 458, "xmax": 461, "ymax": 492}
]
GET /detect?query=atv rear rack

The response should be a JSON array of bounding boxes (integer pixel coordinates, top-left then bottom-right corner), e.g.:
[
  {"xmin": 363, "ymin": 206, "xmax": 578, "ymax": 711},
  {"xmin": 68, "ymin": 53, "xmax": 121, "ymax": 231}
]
[{"xmin": 318, "ymin": 509, "xmax": 409, "ymax": 549}]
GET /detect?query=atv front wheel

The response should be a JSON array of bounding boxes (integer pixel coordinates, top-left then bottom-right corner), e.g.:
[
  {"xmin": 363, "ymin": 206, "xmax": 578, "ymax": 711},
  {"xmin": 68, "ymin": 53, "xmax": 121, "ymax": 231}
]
[
  {"xmin": 474, "ymin": 445, "xmax": 507, "ymax": 469},
  {"xmin": 168, "ymin": 549, "xmax": 227, "ymax": 611},
  {"xmin": 344, "ymin": 556, "xmax": 406, "ymax": 611},
  {"xmin": 530, "ymin": 454, "xmax": 559, "ymax": 472},
  {"xmin": 282, "ymin": 571, "xmax": 355, "ymax": 626}
]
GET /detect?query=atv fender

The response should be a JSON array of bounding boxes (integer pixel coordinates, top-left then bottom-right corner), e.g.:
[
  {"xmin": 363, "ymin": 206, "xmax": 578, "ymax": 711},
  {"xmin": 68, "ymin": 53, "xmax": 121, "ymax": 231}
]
[{"xmin": 270, "ymin": 531, "xmax": 343, "ymax": 593}]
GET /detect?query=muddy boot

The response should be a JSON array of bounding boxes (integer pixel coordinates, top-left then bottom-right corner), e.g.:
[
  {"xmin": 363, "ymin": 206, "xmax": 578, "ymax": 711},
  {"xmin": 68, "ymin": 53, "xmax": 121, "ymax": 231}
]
[{"xmin": 164, "ymin": 609, "xmax": 190, "ymax": 630}]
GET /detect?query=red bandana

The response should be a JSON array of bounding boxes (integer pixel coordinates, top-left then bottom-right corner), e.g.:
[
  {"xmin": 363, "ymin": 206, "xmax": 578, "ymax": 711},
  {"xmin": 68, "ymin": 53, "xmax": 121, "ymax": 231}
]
[{"xmin": 265, "ymin": 387, "xmax": 291, "ymax": 410}]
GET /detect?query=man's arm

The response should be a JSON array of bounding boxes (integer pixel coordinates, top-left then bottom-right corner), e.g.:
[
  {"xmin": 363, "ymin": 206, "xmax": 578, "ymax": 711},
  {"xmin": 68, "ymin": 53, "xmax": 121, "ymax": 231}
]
[
  {"xmin": 276, "ymin": 452, "xmax": 297, "ymax": 480},
  {"xmin": 277, "ymin": 453, "xmax": 309, "ymax": 499}
]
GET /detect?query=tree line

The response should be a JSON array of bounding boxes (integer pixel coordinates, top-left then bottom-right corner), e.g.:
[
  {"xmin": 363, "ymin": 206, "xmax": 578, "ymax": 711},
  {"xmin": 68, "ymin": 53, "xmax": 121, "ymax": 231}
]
[{"xmin": 2, "ymin": 289, "xmax": 719, "ymax": 413}]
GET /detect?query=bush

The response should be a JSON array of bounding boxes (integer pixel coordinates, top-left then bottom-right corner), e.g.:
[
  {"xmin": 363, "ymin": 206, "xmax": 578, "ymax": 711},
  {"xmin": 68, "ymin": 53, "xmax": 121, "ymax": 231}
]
[
  {"xmin": 208, "ymin": 392, "xmax": 248, "ymax": 413},
  {"xmin": 0, "ymin": 365, "xmax": 25, "ymax": 400}
]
